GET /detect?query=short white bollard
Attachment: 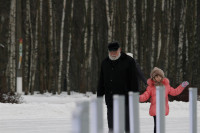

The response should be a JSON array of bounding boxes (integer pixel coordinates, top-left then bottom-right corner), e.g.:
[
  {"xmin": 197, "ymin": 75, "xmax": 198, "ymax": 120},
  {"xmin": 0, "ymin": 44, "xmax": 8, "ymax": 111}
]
[
  {"xmin": 156, "ymin": 86, "xmax": 165, "ymax": 133},
  {"xmin": 17, "ymin": 77, "xmax": 22, "ymax": 94},
  {"xmin": 90, "ymin": 98, "xmax": 104, "ymax": 133},
  {"xmin": 113, "ymin": 95, "xmax": 125, "ymax": 133},
  {"xmin": 189, "ymin": 87, "xmax": 198, "ymax": 133},
  {"xmin": 129, "ymin": 92, "xmax": 140, "ymax": 133},
  {"xmin": 72, "ymin": 101, "xmax": 89, "ymax": 133}
]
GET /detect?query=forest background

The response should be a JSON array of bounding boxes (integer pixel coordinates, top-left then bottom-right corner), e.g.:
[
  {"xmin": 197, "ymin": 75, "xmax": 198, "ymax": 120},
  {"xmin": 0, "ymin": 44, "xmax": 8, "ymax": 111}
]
[{"xmin": 0, "ymin": 0, "xmax": 199, "ymax": 101}]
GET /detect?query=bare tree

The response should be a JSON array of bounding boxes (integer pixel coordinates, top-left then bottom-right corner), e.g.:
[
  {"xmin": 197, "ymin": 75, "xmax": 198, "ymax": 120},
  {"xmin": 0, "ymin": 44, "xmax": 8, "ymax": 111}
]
[
  {"xmin": 196, "ymin": 0, "xmax": 200, "ymax": 94},
  {"xmin": 143, "ymin": 0, "xmax": 154, "ymax": 75},
  {"xmin": 39, "ymin": 0, "xmax": 46, "ymax": 94},
  {"xmin": 47, "ymin": 0, "xmax": 54, "ymax": 93},
  {"xmin": 106, "ymin": 0, "xmax": 115, "ymax": 43},
  {"xmin": 0, "ymin": 1, "xmax": 10, "ymax": 92},
  {"xmin": 132, "ymin": 0, "xmax": 137, "ymax": 58},
  {"xmin": 157, "ymin": 0, "xmax": 168, "ymax": 70},
  {"xmin": 66, "ymin": 0, "xmax": 74, "ymax": 95},
  {"xmin": 127, "ymin": 0, "xmax": 133, "ymax": 53},
  {"xmin": 29, "ymin": 4, "xmax": 40, "ymax": 95},
  {"xmin": 136, "ymin": 0, "xmax": 142, "ymax": 64},
  {"xmin": 87, "ymin": 0, "xmax": 94, "ymax": 92},
  {"xmin": 8, "ymin": 0, "xmax": 16, "ymax": 92},
  {"xmin": 58, "ymin": 0, "xmax": 67, "ymax": 94},
  {"xmin": 24, "ymin": 0, "xmax": 33, "ymax": 94}
]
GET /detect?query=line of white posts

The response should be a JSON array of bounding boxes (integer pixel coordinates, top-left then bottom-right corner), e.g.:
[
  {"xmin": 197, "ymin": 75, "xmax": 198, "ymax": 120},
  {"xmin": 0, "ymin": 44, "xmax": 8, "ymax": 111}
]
[{"xmin": 72, "ymin": 87, "xmax": 198, "ymax": 133}]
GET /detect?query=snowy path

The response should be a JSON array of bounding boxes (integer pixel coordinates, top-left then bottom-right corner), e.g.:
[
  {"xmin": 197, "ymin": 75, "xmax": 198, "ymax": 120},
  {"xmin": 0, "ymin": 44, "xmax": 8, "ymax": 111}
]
[
  {"xmin": 0, "ymin": 117, "xmax": 197, "ymax": 133},
  {"xmin": 0, "ymin": 93, "xmax": 199, "ymax": 133},
  {"xmin": 140, "ymin": 117, "xmax": 191, "ymax": 133},
  {"xmin": 0, "ymin": 118, "xmax": 69, "ymax": 133}
]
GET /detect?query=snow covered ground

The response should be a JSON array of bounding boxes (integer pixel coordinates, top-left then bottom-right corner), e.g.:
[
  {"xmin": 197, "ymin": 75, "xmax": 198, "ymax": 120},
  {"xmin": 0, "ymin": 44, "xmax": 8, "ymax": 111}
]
[{"xmin": 0, "ymin": 92, "xmax": 199, "ymax": 133}]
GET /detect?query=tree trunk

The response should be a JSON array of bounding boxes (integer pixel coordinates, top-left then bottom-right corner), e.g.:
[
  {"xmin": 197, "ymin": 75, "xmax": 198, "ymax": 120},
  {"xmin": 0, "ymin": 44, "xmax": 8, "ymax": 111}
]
[
  {"xmin": 136, "ymin": 0, "xmax": 142, "ymax": 64},
  {"xmin": 24, "ymin": 0, "xmax": 34, "ymax": 95},
  {"xmin": 196, "ymin": 0, "xmax": 200, "ymax": 94},
  {"xmin": 124, "ymin": 0, "xmax": 129, "ymax": 52},
  {"xmin": 87, "ymin": 0, "xmax": 94, "ymax": 92},
  {"xmin": 173, "ymin": 0, "xmax": 182, "ymax": 84},
  {"xmin": 153, "ymin": 0, "xmax": 161, "ymax": 66},
  {"xmin": 106, "ymin": 0, "xmax": 114, "ymax": 43},
  {"xmin": 186, "ymin": 0, "xmax": 196, "ymax": 85},
  {"xmin": 29, "ymin": 9, "xmax": 39, "ymax": 95},
  {"xmin": 157, "ymin": 0, "xmax": 168, "ymax": 70},
  {"xmin": 47, "ymin": 0, "xmax": 54, "ymax": 93},
  {"xmin": 127, "ymin": 0, "xmax": 133, "ymax": 53},
  {"xmin": 58, "ymin": 0, "xmax": 67, "ymax": 94},
  {"xmin": 66, "ymin": 0, "xmax": 74, "ymax": 95},
  {"xmin": 9, "ymin": 0, "xmax": 16, "ymax": 92},
  {"xmin": 132, "ymin": 0, "xmax": 137, "ymax": 57},
  {"xmin": 39, "ymin": 0, "xmax": 45, "ymax": 94}
]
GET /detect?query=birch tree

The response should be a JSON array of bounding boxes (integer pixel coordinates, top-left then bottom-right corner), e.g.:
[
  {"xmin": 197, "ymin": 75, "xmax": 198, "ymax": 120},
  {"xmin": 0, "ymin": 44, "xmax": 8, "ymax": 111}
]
[
  {"xmin": 153, "ymin": 0, "xmax": 161, "ymax": 66},
  {"xmin": 38, "ymin": 0, "xmax": 43, "ymax": 93},
  {"xmin": 87, "ymin": 0, "xmax": 94, "ymax": 91},
  {"xmin": 106, "ymin": 0, "xmax": 115, "ymax": 43},
  {"xmin": 124, "ymin": 0, "xmax": 129, "ymax": 52},
  {"xmin": 83, "ymin": 0, "xmax": 88, "ymax": 54},
  {"xmin": 24, "ymin": 0, "xmax": 33, "ymax": 94},
  {"xmin": 29, "ymin": 8, "xmax": 39, "ymax": 94},
  {"xmin": 178, "ymin": 0, "xmax": 187, "ymax": 81},
  {"xmin": 8, "ymin": 0, "xmax": 16, "ymax": 92},
  {"xmin": 132, "ymin": 0, "xmax": 137, "ymax": 58},
  {"xmin": 81, "ymin": 0, "xmax": 94, "ymax": 92},
  {"xmin": 58, "ymin": 0, "xmax": 67, "ymax": 94},
  {"xmin": 66, "ymin": 0, "xmax": 74, "ymax": 95},
  {"xmin": 157, "ymin": 0, "xmax": 168, "ymax": 70},
  {"xmin": 82, "ymin": 0, "xmax": 89, "ymax": 91}
]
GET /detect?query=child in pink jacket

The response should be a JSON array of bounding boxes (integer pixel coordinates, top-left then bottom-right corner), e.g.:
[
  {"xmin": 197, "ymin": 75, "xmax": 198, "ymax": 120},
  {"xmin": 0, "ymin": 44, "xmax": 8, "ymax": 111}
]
[{"xmin": 139, "ymin": 67, "xmax": 189, "ymax": 133}]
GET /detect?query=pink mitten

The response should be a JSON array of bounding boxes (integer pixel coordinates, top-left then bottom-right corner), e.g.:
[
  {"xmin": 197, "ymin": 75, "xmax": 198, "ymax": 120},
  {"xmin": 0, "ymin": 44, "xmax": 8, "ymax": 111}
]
[{"xmin": 181, "ymin": 81, "xmax": 189, "ymax": 88}]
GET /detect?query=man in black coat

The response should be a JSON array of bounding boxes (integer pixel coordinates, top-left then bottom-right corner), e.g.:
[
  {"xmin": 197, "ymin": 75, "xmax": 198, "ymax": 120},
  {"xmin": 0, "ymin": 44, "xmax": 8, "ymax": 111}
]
[{"xmin": 97, "ymin": 42, "xmax": 140, "ymax": 133}]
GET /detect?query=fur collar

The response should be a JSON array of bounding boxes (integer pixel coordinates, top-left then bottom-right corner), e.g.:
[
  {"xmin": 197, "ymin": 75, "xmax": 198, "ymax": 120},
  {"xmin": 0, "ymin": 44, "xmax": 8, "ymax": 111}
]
[{"xmin": 147, "ymin": 78, "xmax": 169, "ymax": 86}]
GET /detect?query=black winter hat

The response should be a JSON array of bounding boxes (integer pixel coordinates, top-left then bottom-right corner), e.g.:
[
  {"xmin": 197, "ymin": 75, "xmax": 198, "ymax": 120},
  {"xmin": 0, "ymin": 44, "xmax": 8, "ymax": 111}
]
[{"xmin": 108, "ymin": 42, "xmax": 120, "ymax": 51}]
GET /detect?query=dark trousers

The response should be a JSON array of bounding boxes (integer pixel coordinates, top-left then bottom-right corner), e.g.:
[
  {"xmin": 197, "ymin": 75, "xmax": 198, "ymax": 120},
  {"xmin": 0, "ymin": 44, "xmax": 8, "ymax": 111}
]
[
  {"xmin": 107, "ymin": 105, "xmax": 130, "ymax": 133},
  {"xmin": 153, "ymin": 116, "xmax": 156, "ymax": 133}
]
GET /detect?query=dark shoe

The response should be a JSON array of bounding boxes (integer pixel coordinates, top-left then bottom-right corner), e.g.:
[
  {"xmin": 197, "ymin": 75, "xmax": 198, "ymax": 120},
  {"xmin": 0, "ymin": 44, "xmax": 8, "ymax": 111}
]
[{"xmin": 108, "ymin": 129, "xmax": 113, "ymax": 133}]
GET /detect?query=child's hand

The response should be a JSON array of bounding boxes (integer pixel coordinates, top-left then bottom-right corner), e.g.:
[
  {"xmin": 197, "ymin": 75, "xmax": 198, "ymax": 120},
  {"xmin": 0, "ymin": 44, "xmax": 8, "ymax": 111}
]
[{"xmin": 181, "ymin": 81, "xmax": 189, "ymax": 88}]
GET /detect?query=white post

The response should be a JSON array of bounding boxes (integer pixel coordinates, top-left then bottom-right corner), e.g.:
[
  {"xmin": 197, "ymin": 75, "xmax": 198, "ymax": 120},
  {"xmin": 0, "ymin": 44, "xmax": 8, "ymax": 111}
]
[
  {"xmin": 17, "ymin": 77, "xmax": 22, "ymax": 94},
  {"xmin": 113, "ymin": 95, "xmax": 125, "ymax": 133},
  {"xmin": 72, "ymin": 106, "xmax": 82, "ymax": 133},
  {"xmin": 90, "ymin": 98, "xmax": 104, "ymax": 133},
  {"xmin": 72, "ymin": 101, "xmax": 89, "ymax": 133},
  {"xmin": 156, "ymin": 86, "xmax": 165, "ymax": 133},
  {"xmin": 129, "ymin": 92, "xmax": 140, "ymax": 133},
  {"xmin": 17, "ymin": 39, "xmax": 23, "ymax": 94},
  {"xmin": 189, "ymin": 87, "xmax": 198, "ymax": 133}
]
